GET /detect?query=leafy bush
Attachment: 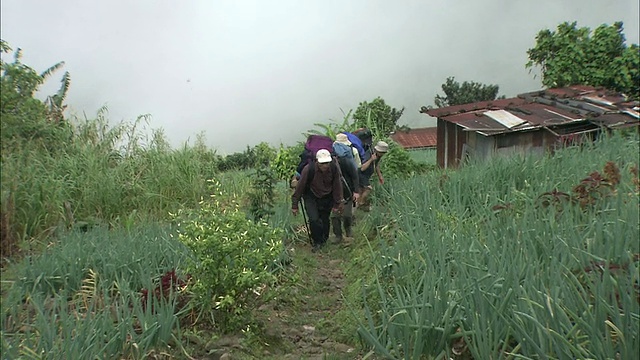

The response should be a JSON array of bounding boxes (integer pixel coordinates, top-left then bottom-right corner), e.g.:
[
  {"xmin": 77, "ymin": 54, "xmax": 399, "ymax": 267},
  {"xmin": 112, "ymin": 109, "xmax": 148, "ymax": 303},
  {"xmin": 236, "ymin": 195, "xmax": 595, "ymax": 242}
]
[
  {"xmin": 216, "ymin": 142, "xmax": 277, "ymax": 172},
  {"xmin": 216, "ymin": 146, "xmax": 254, "ymax": 171},
  {"xmin": 252, "ymin": 141, "xmax": 277, "ymax": 166},
  {"xmin": 1, "ymin": 40, "xmax": 72, "ymax": 152},
  {"xmin": 352, "ymin": 97, "xmax": 404, "ymax": 136},
  {"xmin": 434, "ymin": 76, "xmax": 504, "ymax": 107},
  {"xmin": 171, "ymin": 179, "xmax": 284, "ymax": 331},
  {"xmin": 270, "ymin": 143, "xmax": 303, "ymax": 180},
  {"xmin": 305, "ymin": 109, "xmax": 354, "ymax": 138},
  {"xmin": 248, "ymin": 166, "xmax": 277, "ymax": 221},
  {"xmin": 381, "ymin": 141, "xmax": 431, "ymax": 178}
]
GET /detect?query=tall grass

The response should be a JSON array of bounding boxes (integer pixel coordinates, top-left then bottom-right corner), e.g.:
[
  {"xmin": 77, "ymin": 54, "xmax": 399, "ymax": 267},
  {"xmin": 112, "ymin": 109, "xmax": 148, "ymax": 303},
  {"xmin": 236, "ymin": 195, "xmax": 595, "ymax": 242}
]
[
  {"xmin": 354, "ymin": 133, "xmax": 640, "ymax": 359},
  {"xmin": 1, "ymin": 110, "xmax": 218, "ymax": 251}
]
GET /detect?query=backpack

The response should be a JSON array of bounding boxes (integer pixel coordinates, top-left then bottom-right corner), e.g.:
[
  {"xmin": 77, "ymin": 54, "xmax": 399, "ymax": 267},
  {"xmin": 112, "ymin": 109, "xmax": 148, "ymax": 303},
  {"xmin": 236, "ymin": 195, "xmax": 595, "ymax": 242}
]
[
  {"xmin": 343, "ymin": 130, "xmax": 370, "ymax": 162},
  {"xmin": 332, "ymin": 142, "xmax": 354, "ymax": 160},
  {"xmin": 295, "ymin": 135, "xmax": 334, "ymax": 176},
  {"xmin": 353, "ymin": 128, "xmax": 373, "ymax": 150},
  {"xmin": 294, "ymin": 134, "xmax": 353, "ymax": 200}
]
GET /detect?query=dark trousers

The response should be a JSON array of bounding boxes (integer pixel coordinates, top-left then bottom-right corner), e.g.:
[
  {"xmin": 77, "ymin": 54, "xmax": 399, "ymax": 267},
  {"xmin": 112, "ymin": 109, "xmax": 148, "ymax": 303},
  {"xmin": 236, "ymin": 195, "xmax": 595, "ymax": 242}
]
[
  {"xmin": 331, "ymin": 198, "xmax": 353, "ymax": 238},
  {"xmin": 303, "ymin": 194, "xmax": 333, "ymax": 246}
]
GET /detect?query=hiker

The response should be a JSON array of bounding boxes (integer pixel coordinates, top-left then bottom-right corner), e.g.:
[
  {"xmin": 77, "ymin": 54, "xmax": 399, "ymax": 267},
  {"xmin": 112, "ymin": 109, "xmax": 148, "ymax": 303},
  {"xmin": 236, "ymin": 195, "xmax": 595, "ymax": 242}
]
[
  {"xmin": 357, "ymin": 141, "xmax": 389, "ymax": 210},
  {"xmin": 331, "ymin": 135, "xmax": 361, "ymax": 242},
  {"xmin": 291, "ymin": 149, "xmax": 344, "ymax": 251},
  {"xmin": 334, "ymin": 133, "xmax": 361, "ymax": 170}
]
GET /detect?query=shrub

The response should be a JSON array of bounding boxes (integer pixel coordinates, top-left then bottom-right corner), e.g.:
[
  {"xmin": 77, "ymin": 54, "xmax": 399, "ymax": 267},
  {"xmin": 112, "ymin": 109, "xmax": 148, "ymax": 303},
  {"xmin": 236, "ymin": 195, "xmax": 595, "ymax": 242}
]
[
  {"xmin": 171, "ymin": 179, "xmax": 284, "ymax": 331},
  {"xmin": 352, "ymin": 97, "xmax": 404, "ymax": 136},
  {"xmin": 270, "ymin": 143, "xmax": 303, "ymax": 180},
  {"xmin": 381, "ymin": 141, "xmax": 430, "ymax": 178},
  {"xmin": 248, "ymin": 166, "xmax": 277, "ymax": 221}
]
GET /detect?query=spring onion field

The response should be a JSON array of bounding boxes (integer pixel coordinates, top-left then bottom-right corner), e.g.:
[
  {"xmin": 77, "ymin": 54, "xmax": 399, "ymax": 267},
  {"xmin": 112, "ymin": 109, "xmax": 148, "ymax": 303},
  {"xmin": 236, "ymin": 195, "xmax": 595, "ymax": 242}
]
[{"xmin": 353, "ymin": 133, "xmax": 639, "ymax": 359}]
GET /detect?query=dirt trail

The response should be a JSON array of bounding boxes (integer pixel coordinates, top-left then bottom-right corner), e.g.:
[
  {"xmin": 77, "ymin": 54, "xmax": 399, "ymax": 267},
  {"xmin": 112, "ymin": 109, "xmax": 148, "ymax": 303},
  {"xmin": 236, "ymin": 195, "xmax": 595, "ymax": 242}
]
[
  {"xmin": 203, "ymin": 237, "xmax": 365, "ymax": 360},
  {"xmin": 261, "ymin": 240, "xmax": 359, "ymax": 359}
]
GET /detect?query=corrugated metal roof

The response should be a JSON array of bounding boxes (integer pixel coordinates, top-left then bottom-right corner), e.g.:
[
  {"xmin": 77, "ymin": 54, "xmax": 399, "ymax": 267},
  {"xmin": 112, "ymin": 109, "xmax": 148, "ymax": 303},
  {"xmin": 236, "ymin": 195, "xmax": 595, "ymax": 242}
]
[
  {"xmin": 483, "ymin": 110, "xmax": 528, "ymax": 128},
  {"xmin": 420, "ymin": 98, "xmax": 527, "ymax": 118},
  {"xmin": 391, "ymin": 127, "xmax": 437, "ymax": 149},
  {"xmin": 421, "ymin": 85, "xmax": 639, "ymax": 136}
]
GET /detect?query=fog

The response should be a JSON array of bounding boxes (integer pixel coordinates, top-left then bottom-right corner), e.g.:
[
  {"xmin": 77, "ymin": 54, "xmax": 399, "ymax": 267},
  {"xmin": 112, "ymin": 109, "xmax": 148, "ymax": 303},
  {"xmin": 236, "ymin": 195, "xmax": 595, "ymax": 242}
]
[{"xmin": 1, "ymin": 0, "xmax": 638, "ymax": 153}]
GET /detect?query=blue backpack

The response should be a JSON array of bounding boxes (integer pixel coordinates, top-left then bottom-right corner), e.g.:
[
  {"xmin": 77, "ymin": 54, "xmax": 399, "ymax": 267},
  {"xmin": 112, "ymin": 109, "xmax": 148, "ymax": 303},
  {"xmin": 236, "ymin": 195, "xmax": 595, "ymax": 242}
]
[
  {"xmin": 332, "ymin": 142, "xmax": 353, "ymax": 159},
  {"xmin": 343, "ymin": 132, "xmax": 367, "ymax": 161}
]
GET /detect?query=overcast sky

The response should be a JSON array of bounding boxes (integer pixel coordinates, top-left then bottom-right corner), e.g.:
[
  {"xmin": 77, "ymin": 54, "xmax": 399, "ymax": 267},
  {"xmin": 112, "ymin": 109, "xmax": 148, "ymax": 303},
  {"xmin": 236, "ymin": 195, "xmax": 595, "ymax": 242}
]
[{"xmin": 2, "ymin": 1, "xmax": 638, "ymax": 153}]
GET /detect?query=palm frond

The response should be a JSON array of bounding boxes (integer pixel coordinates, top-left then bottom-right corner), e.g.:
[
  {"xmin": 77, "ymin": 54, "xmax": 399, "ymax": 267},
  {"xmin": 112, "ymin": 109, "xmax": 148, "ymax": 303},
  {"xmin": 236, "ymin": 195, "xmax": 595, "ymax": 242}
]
[
  {"xmin": 40, "ymin": 61, "xmax": 65, "ymax": 79},
  {"xmin": 0, "ymin": 40, "xmax": 11, "ymax": 54},
  {"xmin": 340, "ymin": 108, "xmax": 353, "ymax": 129},
  {"xmin": 56, "ymin": 71, "xmax": 71, "ymax": 104},
  {"xmin": 310, "ymin": 122, "xmax": 335, "ymax": 138},
  {"xmin": 306, "ymin": 129, "xmax": 323, "ymax": 136}
]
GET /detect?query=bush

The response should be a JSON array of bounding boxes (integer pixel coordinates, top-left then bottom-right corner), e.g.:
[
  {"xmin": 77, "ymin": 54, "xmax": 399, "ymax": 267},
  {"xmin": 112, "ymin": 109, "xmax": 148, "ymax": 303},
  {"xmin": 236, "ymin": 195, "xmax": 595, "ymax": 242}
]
[
  {"xmin": 171, "ymin": 179, "xmax": 284, "ymax": 331},
  {"xmin": 270, "ymin": 143, "xmax": 303, "ymax": 180},
  {"xmin": 248, "ymin": 166, "xmax": 277, "ymax": 221},
  {"xmin": 381, "ymin": 141, "xmax": 430, "ymax": 178}
]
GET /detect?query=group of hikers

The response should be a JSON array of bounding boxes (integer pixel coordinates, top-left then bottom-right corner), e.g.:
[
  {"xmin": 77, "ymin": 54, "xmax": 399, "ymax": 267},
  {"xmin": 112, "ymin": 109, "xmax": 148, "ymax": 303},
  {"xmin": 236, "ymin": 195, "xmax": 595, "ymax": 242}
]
[{"xmin": 290, "ymin": 130, "xmax": 389, "ymax": 252}]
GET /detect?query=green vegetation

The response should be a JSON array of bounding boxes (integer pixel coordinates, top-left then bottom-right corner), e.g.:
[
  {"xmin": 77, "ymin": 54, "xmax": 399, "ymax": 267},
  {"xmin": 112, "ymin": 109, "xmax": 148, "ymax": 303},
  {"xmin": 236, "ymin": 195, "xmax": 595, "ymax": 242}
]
[
  {"xmin": 270, "ymin": 143, "xmax": 304, "ymax": 180},
  {"xmin": 353, "ymin": 97, "xmax": 404, "ymax": 136},
  {"xmin": 434, "ymin": 76, "xmax": 504, "ymax": 108},
  {"xmin": 407, "ymin": 148, "xmax": 437, "ymax": 165},
  {"xmin": 379, "ymin": 141, "xmax": 432, "ymax": 178},
  {"xmin": 171, "ymin": 178, "xmax": 285, "ymax": 331},
  {"xmin": 4, "ymin": 132, "xmax": 637, "ymax": 359},
  {"xmin": 527, "ymin": 21, "xmax": 640, "ymax": 98},
  {"xmin": 1, "ymin": 224, "xmax": 191, "ymax": 359},
  {"xmin": 351, "ymin": 134, "xmax": 639, "ymax": 358}
]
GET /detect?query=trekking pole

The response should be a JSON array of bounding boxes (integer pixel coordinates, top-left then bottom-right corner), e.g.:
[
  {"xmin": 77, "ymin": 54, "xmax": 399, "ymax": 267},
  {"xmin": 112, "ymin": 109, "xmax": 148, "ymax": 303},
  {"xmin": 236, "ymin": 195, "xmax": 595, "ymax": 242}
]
[
  {"xmin": 299, "ymin": 200, "xmax": 313, "ymax": 246},
  {"xmin": 341, "ymin": 176, "xmax": 352, "ymax": 200}
]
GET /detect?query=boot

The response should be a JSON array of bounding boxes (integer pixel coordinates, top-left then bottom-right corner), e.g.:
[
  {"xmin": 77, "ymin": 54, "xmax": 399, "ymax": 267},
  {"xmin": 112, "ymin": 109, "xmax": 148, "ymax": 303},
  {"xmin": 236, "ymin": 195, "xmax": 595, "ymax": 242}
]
[
  {"xmin": 331, "ymin": 218, "xmax": 343, "ymax": 242},
  {"xmin": 344, "ymin": 217, "xmax": 353, "ymax": 238}
]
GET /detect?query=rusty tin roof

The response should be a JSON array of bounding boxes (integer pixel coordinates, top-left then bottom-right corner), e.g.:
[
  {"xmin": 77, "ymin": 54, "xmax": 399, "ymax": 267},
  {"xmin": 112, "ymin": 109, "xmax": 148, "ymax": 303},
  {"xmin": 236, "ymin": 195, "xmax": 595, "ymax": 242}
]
[
  {"xmin": 421, "ymin": 86, "xmax": 639, "ymax": 136},
  {"xmin": 391, "ymin": 127, "xmax": 437, "ymax": 149}
]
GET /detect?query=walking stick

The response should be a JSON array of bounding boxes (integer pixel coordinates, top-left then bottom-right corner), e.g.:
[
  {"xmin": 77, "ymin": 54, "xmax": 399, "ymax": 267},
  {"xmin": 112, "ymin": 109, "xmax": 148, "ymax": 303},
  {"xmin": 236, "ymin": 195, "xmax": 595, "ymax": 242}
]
[{"xmin": 299, "ymin": 200, "xmax": 313, "ymax": 246}]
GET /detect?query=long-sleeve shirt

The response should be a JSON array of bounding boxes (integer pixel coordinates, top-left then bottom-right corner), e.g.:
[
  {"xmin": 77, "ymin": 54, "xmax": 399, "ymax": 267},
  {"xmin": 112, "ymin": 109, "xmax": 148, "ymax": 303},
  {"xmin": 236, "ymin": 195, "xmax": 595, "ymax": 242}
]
[
  {"xmin": 291, "ymin": 162, "xmax": 343, "ymax": 209},
  {"xmin": 338, "ymin": 157, "xmax": 360, "ymax": 197}
]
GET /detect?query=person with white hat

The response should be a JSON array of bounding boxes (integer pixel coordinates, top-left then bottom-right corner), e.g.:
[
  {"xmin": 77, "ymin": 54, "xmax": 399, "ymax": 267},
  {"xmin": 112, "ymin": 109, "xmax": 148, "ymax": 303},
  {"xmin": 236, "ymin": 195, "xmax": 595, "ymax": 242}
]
[
  {"xmin": 334, "ymin": 133, "xmax": 362, "ymax": 170},
  {"xmin": 357, "ymin": 140, "xmax": 389, "ymax": 211},
  {"xmin": 291, "ymin": 149, "xmax": 344, "ymax": 251},
  {"xmin": 331, "ymin": 133, "xmax": 361, "ymax": 242}
]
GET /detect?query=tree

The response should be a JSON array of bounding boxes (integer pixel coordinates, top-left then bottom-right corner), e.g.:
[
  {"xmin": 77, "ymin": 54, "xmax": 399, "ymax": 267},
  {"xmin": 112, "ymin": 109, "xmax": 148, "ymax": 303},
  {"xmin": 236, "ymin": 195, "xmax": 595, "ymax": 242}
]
[
  {"xmin": 434, "ymin": 77, "xmax": 503, "ymax": 108},
  {"xmin": 1, "ymin": 40, "xmax": 71, "ymax": 149},
  {"xmin": 44, "ymin": 71, "xmax": 71, "ymax": 123},
  {"xmin": 252, "ymin": 141, "xmax": 277, "ymax": 166},
  {"xmin": 352, "ymin": 97, "xmax": 404, "ymax": 136},
  {"xmin": 526, "ymin": 21, "xmax": 639, "ymax": 98}
]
